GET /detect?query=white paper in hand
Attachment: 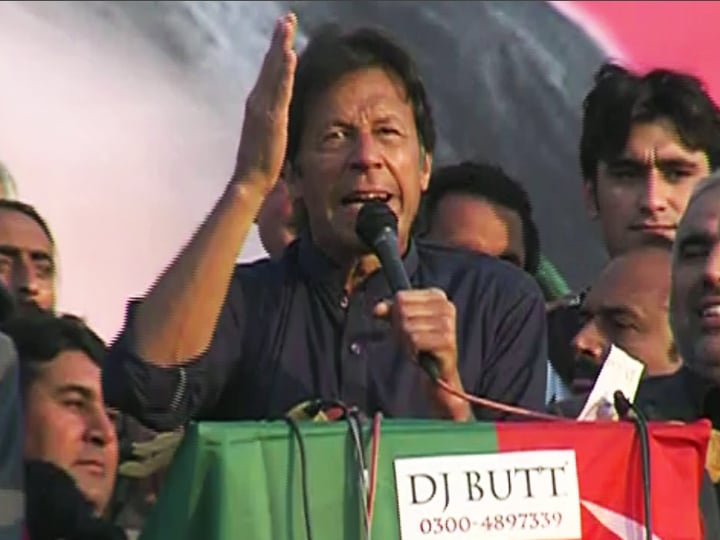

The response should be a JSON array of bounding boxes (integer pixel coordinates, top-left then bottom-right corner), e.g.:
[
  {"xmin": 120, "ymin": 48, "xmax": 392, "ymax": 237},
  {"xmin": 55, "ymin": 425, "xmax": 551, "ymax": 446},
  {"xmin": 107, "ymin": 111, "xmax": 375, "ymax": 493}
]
[{"xmin": 577, "ymin": 345, "xmax": 645, "ymax": 421}]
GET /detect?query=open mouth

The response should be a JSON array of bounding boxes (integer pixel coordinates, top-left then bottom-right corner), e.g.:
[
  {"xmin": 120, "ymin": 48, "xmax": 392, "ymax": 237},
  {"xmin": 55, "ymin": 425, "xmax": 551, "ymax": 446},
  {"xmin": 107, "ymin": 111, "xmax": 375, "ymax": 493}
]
[
  {"xmin": 340, "ymin": 191, "xmax": 392, "ymax": 206},
  {"xmin": 702, "ymin": 305, "xmax": 720, "ymax": 318},
  {"xmin": 698, "ymin": 297, "xmax": 720, "ymax": 330}
]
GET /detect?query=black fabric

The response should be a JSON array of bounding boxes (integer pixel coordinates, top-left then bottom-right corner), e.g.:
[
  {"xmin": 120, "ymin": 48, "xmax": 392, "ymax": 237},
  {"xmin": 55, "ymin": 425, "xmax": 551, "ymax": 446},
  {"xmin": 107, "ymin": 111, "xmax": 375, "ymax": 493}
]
[
  {"xmin": 105, "ymin": 235, "xmax": 548, "ymax": 430},
  {"xmin": 546, "ymin": 301, "xmax": 584, "ymax": 387},
  {"xmin": 25, "ymin": 460, "xmax": 127, "ymax": 540}
]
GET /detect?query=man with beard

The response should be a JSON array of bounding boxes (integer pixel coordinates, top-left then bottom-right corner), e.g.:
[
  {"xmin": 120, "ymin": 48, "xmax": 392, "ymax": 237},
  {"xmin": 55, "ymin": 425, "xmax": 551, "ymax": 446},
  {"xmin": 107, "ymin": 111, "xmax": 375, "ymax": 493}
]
[{"xmin": 0, "ymin": 200, "xmax": 56, "ymax": 315}]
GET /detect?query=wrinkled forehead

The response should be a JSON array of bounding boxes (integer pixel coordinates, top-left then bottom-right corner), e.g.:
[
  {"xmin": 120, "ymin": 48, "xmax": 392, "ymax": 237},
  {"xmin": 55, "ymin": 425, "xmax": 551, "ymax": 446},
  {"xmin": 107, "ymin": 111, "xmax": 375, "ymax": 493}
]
[
  {"xmin": 0, "ymin": 209, "xmax": 53, "ymax": 253},
  {"xmin": 34, "ymin": 350, "xmax": 101, "ymax": 390}
]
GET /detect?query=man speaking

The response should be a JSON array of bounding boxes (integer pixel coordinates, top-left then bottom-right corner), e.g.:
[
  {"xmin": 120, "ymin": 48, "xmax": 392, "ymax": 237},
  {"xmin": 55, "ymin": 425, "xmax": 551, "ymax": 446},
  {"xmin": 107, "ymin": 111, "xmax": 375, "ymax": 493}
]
[{"xmin": 103, "ymin": 15, "xmax": 547, "ymax": 429}]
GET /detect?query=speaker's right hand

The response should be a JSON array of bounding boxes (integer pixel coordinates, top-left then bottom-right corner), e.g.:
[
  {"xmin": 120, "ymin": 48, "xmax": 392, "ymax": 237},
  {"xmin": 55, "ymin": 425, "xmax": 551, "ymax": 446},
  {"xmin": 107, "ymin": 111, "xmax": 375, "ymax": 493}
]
[{"xmin": 232, "ymin": 13, "xmax": 298, "ymax": 195}]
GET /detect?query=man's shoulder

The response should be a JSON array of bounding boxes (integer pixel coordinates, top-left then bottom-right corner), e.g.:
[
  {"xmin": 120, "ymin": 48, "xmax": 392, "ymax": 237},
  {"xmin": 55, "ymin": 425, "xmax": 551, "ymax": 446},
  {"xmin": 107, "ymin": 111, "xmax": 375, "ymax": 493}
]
[
  {"xmin": 415, "ymin": 239, "xmax": 542, "ymax": 296},
  {"xmin": 234, "ymin": 256, "xmax": 280, "ymax": 279},
  {"xmin": 232, "ymin": 244, "xmax": 299, "ymax": 286}
]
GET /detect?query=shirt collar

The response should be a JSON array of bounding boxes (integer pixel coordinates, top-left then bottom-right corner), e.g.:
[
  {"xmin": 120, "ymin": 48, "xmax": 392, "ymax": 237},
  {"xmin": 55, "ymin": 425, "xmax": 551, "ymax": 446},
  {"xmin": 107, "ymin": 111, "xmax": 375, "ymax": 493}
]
[{"xmin": 296, "ymin": 231, "xmax": 420, "ymax": 298}]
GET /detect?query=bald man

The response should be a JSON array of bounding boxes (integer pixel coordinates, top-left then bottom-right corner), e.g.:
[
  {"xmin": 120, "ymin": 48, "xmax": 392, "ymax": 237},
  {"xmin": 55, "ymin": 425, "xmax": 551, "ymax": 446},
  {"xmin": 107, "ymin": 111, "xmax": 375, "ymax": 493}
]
[
  {"xmin": 554, "ymin": 238, "xmax": 720, "ymax": 537},
  {"xmin": 573, "ymin": 239, "xmax": 681, "ymax": 380}
]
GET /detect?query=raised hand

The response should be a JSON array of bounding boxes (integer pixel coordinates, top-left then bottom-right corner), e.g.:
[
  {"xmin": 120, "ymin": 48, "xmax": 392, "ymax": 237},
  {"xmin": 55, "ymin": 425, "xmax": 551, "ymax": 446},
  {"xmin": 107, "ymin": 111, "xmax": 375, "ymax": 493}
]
[{"xmin": 233, "ymin": 13, "xmax": 298, "ymax": 194}]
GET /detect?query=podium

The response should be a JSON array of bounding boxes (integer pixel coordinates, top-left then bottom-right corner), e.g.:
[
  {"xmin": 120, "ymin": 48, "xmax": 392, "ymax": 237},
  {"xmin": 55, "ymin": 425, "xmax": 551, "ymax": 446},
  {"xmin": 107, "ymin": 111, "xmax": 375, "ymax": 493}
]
[{"xmin": 139, "ymin": 419, "xmax": 710, "ymax": 540}]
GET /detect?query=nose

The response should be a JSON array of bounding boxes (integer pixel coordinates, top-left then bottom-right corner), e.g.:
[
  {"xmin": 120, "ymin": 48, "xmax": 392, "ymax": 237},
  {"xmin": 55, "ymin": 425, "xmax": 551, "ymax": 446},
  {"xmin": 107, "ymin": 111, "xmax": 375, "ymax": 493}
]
[
  {"xmin": 572, "ymin": 320, "xmax": 607, "ymax": 365},
  {"xmin": 13, "ymin": 255, "xmax": 40, "ymax": 300},
  {"xmin": 86, "ymin": 407, "xmax": 117, "ymax": 448},
  {"xmin": 638, "ymin": 169, "xmax": 669, "ymax": 215},
  {"xmin": 703, "ymin": 244, "xmax": 720, "ymax": 289},
  {"xmin": 349, "ymin": 131, "xmax": 383, "ymax": 172}
]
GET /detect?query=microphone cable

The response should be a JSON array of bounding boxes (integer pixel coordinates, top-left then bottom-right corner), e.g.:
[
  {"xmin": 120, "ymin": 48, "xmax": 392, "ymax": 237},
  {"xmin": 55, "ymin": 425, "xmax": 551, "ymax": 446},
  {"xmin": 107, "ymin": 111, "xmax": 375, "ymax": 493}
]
[
  {"xmin": 614, "ymin": 390, "xmax": 653, "ymax": 540},
  {"xmin": 433, "ymin": 377, "xmax": 571, "ymax": 422},
  {"xmin": 284, "ymin": 399, "xmax": 379, "ymax": 540},
  {"xmin": 314, "ymin": 399, "xmax": 372, "ymax": 535},
  {"xmin": 283, "ymin": 414, "xmax": 314, "ymax": 540}
]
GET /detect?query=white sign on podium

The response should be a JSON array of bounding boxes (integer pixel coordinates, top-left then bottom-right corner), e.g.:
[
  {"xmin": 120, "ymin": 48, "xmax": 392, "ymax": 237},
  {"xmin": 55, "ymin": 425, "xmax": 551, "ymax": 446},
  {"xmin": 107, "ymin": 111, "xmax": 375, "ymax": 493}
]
[{"xmin": 394, "ymin": 450, "xmax": 582, "ymax": 540}]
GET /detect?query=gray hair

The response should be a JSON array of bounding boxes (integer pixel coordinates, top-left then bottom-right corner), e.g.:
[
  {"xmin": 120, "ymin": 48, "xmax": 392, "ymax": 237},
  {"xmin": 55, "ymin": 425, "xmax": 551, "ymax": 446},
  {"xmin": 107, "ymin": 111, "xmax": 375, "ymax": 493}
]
[{"xmin": 0, "ymin": 163, "xmax": 18, "ymax": 201}]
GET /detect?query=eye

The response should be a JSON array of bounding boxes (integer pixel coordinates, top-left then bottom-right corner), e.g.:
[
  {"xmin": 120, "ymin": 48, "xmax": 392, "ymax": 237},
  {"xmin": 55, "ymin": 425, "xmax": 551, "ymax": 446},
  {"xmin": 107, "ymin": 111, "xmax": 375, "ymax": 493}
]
[
  {"xmin": 105, "ymin": 407, "xmax": 120, "ymax": 424},
  {"xmin": 663, "ymin": 168, "xmax": 684, "ymax": 181},
  {"xmin": 63, "ymin": 399, "xmax": 85, "ymax": 411},
  {"xmin": 324, "ymin": 129, "xmax": 344, "ymax": 140},
  {"xmin": 376, "ymin": 126, "xmax": 400, "ymax": 136},
  {"xmin": 610, "ymin": 316, "xmax": 635, "ymax": 330},
  {"xmin": 35, "ymin": 260, "xmax": 55, "ymax": 280},
  {"xmin": 321, "ymin": 127, "xmax": 352, "ymax": 146}
]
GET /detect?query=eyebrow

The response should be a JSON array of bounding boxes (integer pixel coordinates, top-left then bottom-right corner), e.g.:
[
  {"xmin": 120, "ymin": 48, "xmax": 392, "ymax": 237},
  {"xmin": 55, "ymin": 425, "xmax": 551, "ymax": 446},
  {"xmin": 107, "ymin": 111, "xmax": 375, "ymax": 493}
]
[
  {"xmin": 323, "ymin": 111, "xmax": 405, "ymax": 129},
  {"xmin": 606, "ymin": 157, "xmax": 701, "ymax": 170},
  {"xmin": 55, "ymin": 384, "xmax": 97, "ymax": 401},
  {"xmin": 596, "ymin": 305, "xmax": 640, "ymax": 321}
]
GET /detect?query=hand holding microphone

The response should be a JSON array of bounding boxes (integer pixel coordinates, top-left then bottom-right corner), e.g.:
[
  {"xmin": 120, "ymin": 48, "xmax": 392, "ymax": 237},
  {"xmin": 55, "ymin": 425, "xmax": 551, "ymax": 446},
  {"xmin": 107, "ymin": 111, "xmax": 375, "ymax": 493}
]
[{"xmin": 356, "ymin": 201, "xmax": 472, "ymax": 421}]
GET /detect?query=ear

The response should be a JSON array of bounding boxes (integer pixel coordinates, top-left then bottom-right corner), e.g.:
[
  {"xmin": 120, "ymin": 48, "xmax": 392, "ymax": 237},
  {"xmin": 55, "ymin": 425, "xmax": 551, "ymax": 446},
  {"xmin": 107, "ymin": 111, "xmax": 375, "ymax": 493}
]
[
  {"xmin": 583, "ymin": 180, "xmax": 599, "ymax": 220},
  {"xmin": 419, "ymin": 147, "xmax": 433, "ymax": 192}
]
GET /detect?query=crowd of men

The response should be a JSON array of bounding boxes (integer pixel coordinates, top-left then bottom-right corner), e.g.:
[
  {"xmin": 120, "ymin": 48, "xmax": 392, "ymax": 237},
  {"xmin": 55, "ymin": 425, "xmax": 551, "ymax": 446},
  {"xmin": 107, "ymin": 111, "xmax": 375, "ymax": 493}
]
[{"xmin": 3, "ymin": 11, "xmax": 720, "ymax": 539}]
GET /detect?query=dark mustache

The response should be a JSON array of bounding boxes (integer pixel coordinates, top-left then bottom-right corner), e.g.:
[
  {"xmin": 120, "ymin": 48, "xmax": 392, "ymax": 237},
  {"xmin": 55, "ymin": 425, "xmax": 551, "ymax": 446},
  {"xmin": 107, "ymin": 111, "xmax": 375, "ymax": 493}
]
[{"xmin": 572, "ymin": 354, "xmax": 603, "ymax": 383}]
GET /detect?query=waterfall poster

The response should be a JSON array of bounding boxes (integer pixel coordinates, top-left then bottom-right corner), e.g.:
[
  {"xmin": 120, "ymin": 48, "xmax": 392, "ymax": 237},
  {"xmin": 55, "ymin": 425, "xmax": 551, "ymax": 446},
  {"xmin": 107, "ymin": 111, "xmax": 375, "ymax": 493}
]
[{"xmin": 0, "ymin": 1, "xmax": 717, "ymax": 340}]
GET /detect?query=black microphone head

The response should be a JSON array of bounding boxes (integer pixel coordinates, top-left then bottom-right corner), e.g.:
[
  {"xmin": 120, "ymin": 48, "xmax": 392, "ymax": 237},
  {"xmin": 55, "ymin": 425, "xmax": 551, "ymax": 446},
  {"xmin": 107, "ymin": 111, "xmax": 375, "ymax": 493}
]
[{"xmin": 355, "ymin": 201, "xmax": 398, "ymax": 248}]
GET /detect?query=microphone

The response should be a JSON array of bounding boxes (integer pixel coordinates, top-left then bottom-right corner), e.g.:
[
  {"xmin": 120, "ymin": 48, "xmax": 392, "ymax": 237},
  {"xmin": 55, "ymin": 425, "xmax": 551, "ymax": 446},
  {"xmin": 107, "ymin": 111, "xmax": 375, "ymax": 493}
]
[{"xmin": 355, "ymin": 201, "xmax": 439, "ymax": 381}]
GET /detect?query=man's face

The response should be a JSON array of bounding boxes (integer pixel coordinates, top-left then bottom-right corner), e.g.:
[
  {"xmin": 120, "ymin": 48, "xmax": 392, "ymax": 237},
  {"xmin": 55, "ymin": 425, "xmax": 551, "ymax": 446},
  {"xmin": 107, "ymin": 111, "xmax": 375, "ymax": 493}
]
[
  {"xmin": 0, "ymin": 209, "xmax": 55, "ymax": 312},
  {"xmin": 257, "ymin": 179, "xmax": 296, "ymax": 259},
  {"xmin": 585, "ymin": 119, "xmax": 710, "ymax": 257},
  {"xmin": 573, "ymin": 248, "xmax": 679, "ymax": 377},
  {"xmin": 671, "ymin": 185, "xmax": 720, "ymax": 384},
  {"xmin": 291, "ymin": 67, "xmax": 431, "ymax": 257},
  {"xmin": 23, "ymin": 350, "xmax": 118, "ymax": 514},
  {"xmin": 427, "ymin": 194, "xmax": 525, "ymax": 268}
]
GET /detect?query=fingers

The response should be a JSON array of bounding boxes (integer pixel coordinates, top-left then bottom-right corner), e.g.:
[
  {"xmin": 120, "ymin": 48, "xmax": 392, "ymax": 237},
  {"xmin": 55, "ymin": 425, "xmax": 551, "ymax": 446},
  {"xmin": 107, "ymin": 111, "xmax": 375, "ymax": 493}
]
[
  {"xmin": 234, "ymin": 12, "xmax": 298, "ymax": 184},
  {"xmin": 278, "ymin": 13, "xmax": 298, "ymax": 98},
  {"xmin": 401, "ymin": 315, "xmax": 454, "ymax": 335},
  {"xmin": 395, "ymin": 288, "xmax": 451, "ymax": 319},
  {"xmin": 402, "ymin": 330, "xmax": 455, "ymax": 357},
  {"xmin": 282, "ymin": 12, "xmax": 298, "ymax": 54},
  {"xmin": 257, "ymin": 13, "xmax": 297, "ymax": 99},
  {"xmin": 372, "ymin": 288, "xmax": 456, "ymax": 362},
  {"xmin": 373, "ymin": 288, "xmax": 450, "ymax": 318}
]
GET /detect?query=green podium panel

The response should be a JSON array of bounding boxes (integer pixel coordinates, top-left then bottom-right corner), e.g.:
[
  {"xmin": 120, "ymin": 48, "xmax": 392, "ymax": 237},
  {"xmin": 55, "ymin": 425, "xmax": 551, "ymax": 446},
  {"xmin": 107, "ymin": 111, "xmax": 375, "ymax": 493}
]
[{"xmin": 139, "ymin": 420, "xmax": 499, "ymax": 540}]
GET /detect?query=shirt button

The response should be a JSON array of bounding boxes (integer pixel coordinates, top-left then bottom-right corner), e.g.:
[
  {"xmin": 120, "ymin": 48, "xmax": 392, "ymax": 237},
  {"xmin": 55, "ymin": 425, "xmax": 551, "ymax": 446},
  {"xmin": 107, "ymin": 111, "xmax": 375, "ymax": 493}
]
[
  {"xmin": 340, "ymin": 295, "xmax": 349, "ymax": 309},
  {"xmin": 349, "ymin": 342, "xmax": 362, "ymax": 355}
]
